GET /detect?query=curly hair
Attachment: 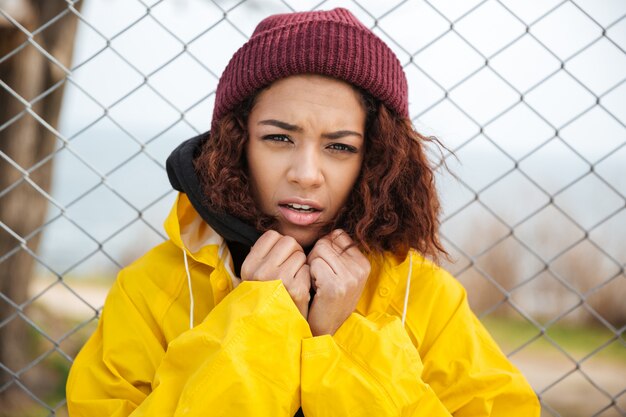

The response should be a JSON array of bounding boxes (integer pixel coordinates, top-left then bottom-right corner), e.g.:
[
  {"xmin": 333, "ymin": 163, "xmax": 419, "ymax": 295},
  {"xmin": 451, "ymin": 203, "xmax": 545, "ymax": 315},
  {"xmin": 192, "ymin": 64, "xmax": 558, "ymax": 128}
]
[{"xmin": 193, "ymin": 89, "xmax": 447, "ymax": 261}]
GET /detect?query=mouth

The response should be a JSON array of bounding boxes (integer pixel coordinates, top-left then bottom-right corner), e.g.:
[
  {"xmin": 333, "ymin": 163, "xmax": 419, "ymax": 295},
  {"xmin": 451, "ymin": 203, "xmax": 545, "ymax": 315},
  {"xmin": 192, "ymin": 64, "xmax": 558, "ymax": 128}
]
[
  {"xmin": 277, "ymin": 200, "xmax": 323, "ymax": 226},
  {"xmin": 280, "ymin": 202, "xmax": 318, "ymax": 212}
]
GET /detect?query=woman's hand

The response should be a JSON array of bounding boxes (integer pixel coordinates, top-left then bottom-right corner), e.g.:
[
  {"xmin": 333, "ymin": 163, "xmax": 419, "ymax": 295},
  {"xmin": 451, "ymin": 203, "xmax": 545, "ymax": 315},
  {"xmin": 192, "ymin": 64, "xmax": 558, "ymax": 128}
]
[
  {"xmin": 241, "ymin": 230, "xmax": 311, "ymax": 318},
  {"xmin": 306, "ymin": 230, "xmax": 371, "ymax": 336}
]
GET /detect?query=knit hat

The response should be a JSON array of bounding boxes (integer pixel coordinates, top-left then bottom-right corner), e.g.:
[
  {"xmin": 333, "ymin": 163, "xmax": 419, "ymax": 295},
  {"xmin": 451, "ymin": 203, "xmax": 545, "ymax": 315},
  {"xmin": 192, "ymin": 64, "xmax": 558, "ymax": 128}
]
[{"xmin": 211, "ymin": 8, "xmax": 408, "ymax": 128}]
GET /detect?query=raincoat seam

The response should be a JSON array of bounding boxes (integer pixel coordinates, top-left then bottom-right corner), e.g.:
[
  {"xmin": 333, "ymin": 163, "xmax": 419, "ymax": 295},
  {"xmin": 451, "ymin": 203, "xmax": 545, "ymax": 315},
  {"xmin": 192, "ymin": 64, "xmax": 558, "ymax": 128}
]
[
  {"xmin": 115, "ymin": 277, "xmax": 167, "ymax": 349},
  {"xmin": 387, "ymin": 303, "xmax": 419, "ymax": 347},
  {"xmin": 182, "ymin": 282, "xmax": 286, "ymax": 403},
  {"xmin": 254, "ymin": 282, "xmax": 285, "ymax": 315},
  {"xmin": 159, "ymin": 262, "xmax": 208, "ymax": 330},
  {"xmin": 335, "ymin": 342, "xmax": 398, "ymax": 411},
  {"xmin": 182, "ymin": 325, "xmax": 243, "ymax": 405},
  {"xmin": 423, "ymin": 289, "xmax": 466, "ymax": 353}
]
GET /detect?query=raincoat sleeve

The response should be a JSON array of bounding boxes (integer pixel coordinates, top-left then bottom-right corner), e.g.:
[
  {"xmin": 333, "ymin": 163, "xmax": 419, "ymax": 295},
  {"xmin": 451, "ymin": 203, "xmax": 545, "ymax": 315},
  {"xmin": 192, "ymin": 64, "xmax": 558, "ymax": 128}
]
[
  {"xmin": 67, "ymin": 273, "xmax": 311, "ymax": 417},
  {"xmin": 300, "ymin": 285, "xmax": 539, "ymax": 416}
]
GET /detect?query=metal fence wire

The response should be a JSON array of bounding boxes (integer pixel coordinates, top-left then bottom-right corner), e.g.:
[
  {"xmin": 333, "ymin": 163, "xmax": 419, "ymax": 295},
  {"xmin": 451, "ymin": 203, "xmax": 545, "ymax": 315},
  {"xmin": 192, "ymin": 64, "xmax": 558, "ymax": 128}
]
[{"xmin": 1, "ymin": 0, "xmax": 625, "ymax": 416}]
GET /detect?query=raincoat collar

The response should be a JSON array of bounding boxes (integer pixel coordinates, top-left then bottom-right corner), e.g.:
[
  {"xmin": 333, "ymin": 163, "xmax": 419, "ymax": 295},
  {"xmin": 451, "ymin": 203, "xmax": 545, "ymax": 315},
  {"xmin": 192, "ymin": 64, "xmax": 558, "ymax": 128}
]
[{"xmin": 164, "ymin": 192, "xmax": 223, "ymax": 269}]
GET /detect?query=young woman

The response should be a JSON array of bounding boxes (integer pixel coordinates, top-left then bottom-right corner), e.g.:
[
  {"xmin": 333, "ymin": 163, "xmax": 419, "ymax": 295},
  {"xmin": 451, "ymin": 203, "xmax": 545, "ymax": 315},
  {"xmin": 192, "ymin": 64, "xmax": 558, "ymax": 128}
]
[{"xmin": 67, "ymin": 8, "xmax": 540, "ymax": 416}]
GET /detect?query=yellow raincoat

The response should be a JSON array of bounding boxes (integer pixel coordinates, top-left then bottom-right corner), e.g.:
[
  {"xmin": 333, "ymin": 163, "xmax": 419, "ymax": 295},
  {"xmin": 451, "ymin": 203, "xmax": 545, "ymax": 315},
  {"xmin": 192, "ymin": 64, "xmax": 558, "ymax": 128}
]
[{"xmin": 66, "ymin": 194, "xmax": 540, "ymax": 416}]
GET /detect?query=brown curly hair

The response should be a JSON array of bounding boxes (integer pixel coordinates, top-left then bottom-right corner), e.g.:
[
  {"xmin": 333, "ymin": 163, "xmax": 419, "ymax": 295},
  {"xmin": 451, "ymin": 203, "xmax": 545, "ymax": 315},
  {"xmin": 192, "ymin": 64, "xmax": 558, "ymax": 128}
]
[{"xmin": 193, "ymin": 88, "xmax": 447, "ymax": 261}]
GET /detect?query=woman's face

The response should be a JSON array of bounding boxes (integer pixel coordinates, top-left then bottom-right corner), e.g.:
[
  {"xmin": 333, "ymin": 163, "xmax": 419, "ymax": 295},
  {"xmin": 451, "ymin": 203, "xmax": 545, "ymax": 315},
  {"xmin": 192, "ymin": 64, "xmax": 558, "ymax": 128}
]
[{"xmin": 246, "ymin": 74, "xmax": 366, "ymax": 247}]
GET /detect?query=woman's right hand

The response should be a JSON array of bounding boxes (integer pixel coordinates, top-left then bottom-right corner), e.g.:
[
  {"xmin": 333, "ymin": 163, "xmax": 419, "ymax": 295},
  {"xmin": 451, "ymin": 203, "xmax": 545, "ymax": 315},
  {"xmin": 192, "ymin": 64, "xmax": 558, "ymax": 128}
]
[{"xmin": 241, "ymin": 230, "xmax": 311, "ymax": 318}]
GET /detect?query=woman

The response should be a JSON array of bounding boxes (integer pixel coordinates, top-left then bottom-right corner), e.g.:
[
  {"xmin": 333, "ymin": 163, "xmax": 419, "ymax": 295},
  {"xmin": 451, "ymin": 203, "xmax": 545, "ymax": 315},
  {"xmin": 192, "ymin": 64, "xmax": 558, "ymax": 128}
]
[{"xmin": 67, "ymin": 8, "xmax": 539, "ymax": 416}]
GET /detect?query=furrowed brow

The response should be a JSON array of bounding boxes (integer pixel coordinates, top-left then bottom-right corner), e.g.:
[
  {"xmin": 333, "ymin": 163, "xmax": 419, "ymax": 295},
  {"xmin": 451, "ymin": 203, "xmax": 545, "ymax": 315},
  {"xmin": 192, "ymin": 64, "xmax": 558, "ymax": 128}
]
[
  {"xmin": 321, "ymin": 130, "xmax": 363, "ymax": 140},
  {"xmin": 258, "ymin": 119, "xmax": 303, "ymax": 132}
]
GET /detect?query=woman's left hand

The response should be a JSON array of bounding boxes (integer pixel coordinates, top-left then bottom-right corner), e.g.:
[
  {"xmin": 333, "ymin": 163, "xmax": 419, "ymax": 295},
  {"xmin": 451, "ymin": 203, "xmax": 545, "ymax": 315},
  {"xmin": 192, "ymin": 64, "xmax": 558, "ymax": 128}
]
[{"xmin": 306, "ymin": 230, "xmax": 371, "ymax": 336}]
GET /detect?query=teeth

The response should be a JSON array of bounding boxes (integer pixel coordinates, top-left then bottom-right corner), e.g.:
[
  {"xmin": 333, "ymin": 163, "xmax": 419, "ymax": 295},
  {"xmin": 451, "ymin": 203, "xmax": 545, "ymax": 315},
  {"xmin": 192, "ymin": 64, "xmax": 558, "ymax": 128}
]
[
  {"xmin": 287, "ymin": 203, "xmax": 314, "ymax": 211},
  {"xmin": 292, "ymin": 203, "xmax": 309, "ymax": 209}
]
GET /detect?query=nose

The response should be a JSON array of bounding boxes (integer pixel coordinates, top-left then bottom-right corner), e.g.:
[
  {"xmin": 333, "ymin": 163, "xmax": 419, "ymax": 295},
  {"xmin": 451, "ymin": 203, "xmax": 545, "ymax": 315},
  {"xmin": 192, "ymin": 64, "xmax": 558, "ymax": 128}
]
[{"xmin": 286, "ymin": 145, "xmax": 324, "ymax": 189}]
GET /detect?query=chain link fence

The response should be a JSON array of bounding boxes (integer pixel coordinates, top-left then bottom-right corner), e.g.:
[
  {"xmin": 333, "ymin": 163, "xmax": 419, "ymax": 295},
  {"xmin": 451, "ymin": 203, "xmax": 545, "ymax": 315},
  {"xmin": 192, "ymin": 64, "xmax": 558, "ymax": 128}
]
[{"xmin": 1, "ymin": 0, "xmax": 625, "ymax": 416}]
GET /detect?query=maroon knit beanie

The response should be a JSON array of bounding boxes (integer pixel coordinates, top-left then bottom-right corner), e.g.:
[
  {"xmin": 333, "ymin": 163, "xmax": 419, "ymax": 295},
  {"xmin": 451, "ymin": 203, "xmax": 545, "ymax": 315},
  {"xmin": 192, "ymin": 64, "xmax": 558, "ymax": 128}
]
[{"xmin": 211, "ymin": 8, "xmax": 408, "ymax": 129}]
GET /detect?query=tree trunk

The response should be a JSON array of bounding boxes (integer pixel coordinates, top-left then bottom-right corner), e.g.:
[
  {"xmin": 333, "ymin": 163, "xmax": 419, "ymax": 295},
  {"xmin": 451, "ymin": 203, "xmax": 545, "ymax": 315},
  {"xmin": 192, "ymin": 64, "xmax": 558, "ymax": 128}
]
[{"xmin": 0, "ymin": 0, "xmax": 82, "ymax": 409}]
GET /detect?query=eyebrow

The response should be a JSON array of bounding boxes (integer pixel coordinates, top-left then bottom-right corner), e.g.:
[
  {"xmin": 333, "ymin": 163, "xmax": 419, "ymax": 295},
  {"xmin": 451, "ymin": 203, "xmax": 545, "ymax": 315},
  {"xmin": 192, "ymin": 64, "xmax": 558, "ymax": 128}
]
[
  {"xmin": 258, "ymin": 119, "xmax": 302, "ymax": 132},
  {"xmin": 258, "ymin": 119, "xmax": 363, "ymax": 139}
]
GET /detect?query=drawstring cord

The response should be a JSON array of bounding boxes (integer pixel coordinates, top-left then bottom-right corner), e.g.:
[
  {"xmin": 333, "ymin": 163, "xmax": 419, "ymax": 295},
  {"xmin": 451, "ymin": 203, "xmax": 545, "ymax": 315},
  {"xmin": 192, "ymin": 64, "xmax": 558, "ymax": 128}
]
[
  {"xmin": 183, "ymin": 245, "xmax": 412, "ymax": 329},
  {"xmin": 182, "ymin": 248, "xmax": 194, "ymax": 330},
  {"xmin": 401, "ymin": 251, "xmax": 413, "ymax": 327}
]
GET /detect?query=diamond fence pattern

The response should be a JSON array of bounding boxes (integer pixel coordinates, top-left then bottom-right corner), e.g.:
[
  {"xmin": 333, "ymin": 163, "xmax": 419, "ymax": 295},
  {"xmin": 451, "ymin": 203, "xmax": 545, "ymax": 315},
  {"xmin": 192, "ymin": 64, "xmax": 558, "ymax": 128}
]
[{"xmin": 0, "ymin": 0, "xmax": 625, "ymax": 416}]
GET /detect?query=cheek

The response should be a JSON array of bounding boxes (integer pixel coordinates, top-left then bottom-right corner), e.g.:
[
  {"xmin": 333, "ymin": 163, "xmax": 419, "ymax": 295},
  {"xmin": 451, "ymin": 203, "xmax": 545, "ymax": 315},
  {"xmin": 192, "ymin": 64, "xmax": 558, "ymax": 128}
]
[
  {"xmin": 328, "ymin": 159, "xmax": 362, "ymax": 208},
  {"xmin": 245, "ymin": 145, "xmax": 265, "ymax": 205},
  {"xmin": 246, "ymin": 145, "xmax": 281, "ymax": 210}
]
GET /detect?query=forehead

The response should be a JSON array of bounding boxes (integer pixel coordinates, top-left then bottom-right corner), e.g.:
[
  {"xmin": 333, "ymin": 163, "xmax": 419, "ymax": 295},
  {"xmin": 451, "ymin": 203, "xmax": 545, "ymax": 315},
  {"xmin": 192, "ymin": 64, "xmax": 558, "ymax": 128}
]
[{"xmin": 250, "ymin": 75, "xmax": 366, "ymax": 124}]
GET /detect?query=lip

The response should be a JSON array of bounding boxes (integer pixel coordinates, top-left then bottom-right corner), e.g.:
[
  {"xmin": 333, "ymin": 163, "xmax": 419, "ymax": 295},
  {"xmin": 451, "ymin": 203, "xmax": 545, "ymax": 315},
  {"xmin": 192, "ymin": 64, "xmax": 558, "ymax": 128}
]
[
  {"xmin": 277, "ymin": 197, "xmax": 323, "ymax": 210},
  {"xmin": 277, "ymin": 198, "xmax": 324, "ymax": 227}
]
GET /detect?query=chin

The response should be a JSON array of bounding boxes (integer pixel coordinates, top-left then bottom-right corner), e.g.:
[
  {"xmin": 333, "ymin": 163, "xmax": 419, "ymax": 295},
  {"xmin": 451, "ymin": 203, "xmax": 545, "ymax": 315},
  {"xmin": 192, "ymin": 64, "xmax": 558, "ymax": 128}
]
[
  {"xmin": 278, "ymin": 225, "xmax": 319, "ymax": 249},
  {"xmin": 293, "ymin": 233, "xmax": 319, "ymax": 249}
]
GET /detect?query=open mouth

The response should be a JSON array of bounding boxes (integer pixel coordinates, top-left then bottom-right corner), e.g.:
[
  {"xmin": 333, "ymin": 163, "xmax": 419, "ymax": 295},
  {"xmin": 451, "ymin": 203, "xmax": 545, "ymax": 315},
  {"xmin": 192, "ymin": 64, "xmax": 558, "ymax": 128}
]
[
  {"xmin": 277, "ymin": 202, "xmax": 323, "ymax": 226},
  {"xmin": 279, "ymin": 203, "xmax": 320, "ymax": 213}
]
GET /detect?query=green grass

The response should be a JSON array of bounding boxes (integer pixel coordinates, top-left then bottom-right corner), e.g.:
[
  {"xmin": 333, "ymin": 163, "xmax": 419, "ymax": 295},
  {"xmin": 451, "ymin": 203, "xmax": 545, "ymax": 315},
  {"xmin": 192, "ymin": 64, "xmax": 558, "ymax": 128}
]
[{"xmin": 481, "ymin": 315, "xmax": 626, "ymax": 362}]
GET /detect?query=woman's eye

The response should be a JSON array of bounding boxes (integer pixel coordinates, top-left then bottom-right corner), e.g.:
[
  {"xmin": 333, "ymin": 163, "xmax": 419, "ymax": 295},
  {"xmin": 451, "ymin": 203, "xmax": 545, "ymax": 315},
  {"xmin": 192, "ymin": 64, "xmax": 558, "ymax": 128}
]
[
  {"xmin": 328, "ymin": 143, "xmax": 358, "ymax": 153},
  {"xmin": 262, "ymin": 134, "xmax": 291, "ymax": 143}
]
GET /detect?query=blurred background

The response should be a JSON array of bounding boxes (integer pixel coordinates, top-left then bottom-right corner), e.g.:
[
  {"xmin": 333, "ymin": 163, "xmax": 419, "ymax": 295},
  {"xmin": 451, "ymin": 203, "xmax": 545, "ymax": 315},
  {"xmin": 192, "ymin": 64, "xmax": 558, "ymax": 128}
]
[{"xmin": 0, "ymin": 0, "xmax": 624, "ymax": 416}]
